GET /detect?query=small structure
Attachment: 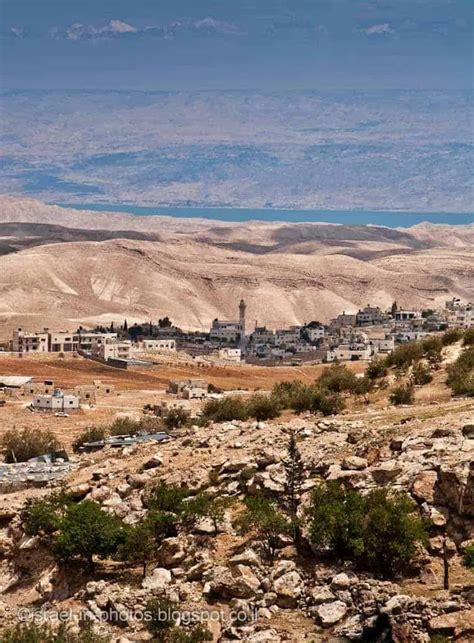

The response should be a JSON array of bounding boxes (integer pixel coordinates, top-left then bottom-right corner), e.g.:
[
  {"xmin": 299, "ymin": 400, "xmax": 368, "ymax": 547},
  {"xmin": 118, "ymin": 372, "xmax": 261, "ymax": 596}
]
[
  {"xmin": 140, "ymin": 339, "xmax": 177, "ymax": 352},
  {"xmin": 32, "ymin": 389, "xmax": 80, "ymax": 412},
  {"xmin": 168, "ymin": 378, "xmax": 208, "ymax": 399},
  {"xmin": 218, "ymin": 347, "xmax": 241, "ymax": 363},
  {"xmin": 0, "ymin": 376, "xmax": 33, "ymax": 389}
]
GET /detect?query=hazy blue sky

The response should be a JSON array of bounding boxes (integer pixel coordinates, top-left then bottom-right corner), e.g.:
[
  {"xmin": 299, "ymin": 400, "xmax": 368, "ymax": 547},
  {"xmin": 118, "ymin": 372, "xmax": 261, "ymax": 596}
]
[{"xmin": 2, "ymin": 0, "xmax": 473, "ymax": 90}]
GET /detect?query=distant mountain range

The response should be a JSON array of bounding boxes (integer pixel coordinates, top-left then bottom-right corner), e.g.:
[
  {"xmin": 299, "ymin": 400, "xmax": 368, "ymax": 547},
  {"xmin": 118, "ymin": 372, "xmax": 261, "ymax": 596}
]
[
  {"xmin": 1, "ymin": 90, "xmax": 472, "ymax": 212},
  {"xmin": 0, "ymin": 196, "xmax": 472, "ymax": 335}
]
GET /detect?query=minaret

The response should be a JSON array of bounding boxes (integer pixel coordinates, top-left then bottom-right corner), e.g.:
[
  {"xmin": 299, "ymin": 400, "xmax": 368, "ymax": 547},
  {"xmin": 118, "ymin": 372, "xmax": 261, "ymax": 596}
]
[{"xmin": 239, "ymin": 298, "xmax": 246, "ymax": 335}]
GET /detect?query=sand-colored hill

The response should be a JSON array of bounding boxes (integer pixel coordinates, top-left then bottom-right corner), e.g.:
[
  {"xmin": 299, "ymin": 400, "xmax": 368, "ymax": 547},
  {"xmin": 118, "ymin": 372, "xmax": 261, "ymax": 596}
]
[{"xmin": 0, "ymin": 197, "xmax": 472, "ymax": 334}]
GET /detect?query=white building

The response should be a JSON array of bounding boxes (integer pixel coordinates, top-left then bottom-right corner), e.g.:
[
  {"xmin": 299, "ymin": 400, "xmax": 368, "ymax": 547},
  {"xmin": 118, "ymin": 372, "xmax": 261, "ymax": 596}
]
[
  {"xmin": 447, "ymin": 303, "xmax": 473, "ymax": 329},
  {"xmin": 32, "ymin": 389, "xmax": 80, "ymax": 411},
  {"xmin": 394, "ymin": 310, "xmax": 421, "ymax": 322},
  {"xmin": 141, "ymin": 339, "xmax": 176, "ymax": 352},
  {"xmin": 218, "ymin": 347, "xmax": 241, "ymax": 363},
  {"xmin": 326, "ymin": 344, "xmax": 372, "ymax": 362},
  {"xmin": 305, "ymin": 324, "xmax": 325, "ymax": 342},
  {"xmin": 92, "ymin": 339, "xmax": 132, "ymax": 361},
  {"xmin": 12, "ymin": 329, "xmax": 49, "ymax": 354},
  {"xmin": 210, "ymin": 299, "xmax": 246, "ymax": 344}
]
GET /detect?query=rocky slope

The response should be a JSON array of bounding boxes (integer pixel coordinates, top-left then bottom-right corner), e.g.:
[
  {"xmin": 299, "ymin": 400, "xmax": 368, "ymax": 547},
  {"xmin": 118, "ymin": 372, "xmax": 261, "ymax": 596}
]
[{"xmin": 0, "ymin": 394, "xmax": 472, "ymax": 641}]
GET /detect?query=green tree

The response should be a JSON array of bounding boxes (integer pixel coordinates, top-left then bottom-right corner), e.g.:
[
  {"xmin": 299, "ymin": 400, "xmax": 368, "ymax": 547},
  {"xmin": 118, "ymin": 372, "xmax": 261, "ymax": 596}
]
[
  {"xmin": 316, "ymin": 363, "xmax": 360, "ymax": 393},
  {"xmin": 463, "ymin": 544, "xmax": 474, "ymax": 568},
  {"xmin": 389, "ymin": 384, "xmax": 415, "ymax": 405},
  {"xmin": 21, "ymin": 488, "xmax": 73, "ymax": 538},
  {"xmin": 200, "ymin": 397, "xmax": 249, "ymax": 423},
  {"xmin": 1, "ymin": 427, "xmax": 61, "ymax": 463},
  {"xmin": 411, "ymin": 362, "xmax": 433, "ymax": 385},
  {"xmin": 366, "ymin": 358, "xmax": 388, "ymax": 380},
  {"xmin": 117, "ymin": 521, "xmax": 158, "ymax": 577},
  {"xmin": 246, "ymin": 393, "xmax": 281, "ymax": 421},
  {"xmin": 237, "ymin": 495, "xmax": 289, "ymax": 560},
  {"xmin": 309, "ymin": 483, "xmax": 427, "ymax": 577},
  {"xmin": 446, "ymin": 346, "xmax": 474, "ymax": 396},
  {"xmin": 53, "ymin": 500, "xmax": 125, "ymax": 568},
  {"xmin": 73, "ymin": 425, "xmax": 107, "ymax": 452},
  {"xmin": 282, "ymin": 432, "xmax": 304, "ymax": 549},
  {"xmin": 163, "ymin": 407, "xmax": 190, "ymax": 430}
]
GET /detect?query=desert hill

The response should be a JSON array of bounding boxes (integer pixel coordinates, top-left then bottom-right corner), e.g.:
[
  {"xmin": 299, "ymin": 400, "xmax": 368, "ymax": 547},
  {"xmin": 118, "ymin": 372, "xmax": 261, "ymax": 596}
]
[{"xmin": 0, "ymin": 196, "xmax": 472, "ymax": 334}]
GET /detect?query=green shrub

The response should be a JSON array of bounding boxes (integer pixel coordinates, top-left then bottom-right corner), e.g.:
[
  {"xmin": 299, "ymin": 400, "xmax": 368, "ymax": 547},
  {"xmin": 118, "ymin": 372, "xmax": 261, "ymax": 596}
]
[
  {"xmin": 446, "ymin": 346, "xmax": 474, "ymax": 396},
  {"xmin": 236, "ymin": 495, "xmax": 289, "ymax": 560},
  {"xmin": 200, "ymin": 396, "xmax": 249, "ymax": 423},
  {"xmin": 366, "ymin": 358, "xmax": 388, "ymax": 380},
  {"xmin": 0, "ymin": 622, "xmax": 109, "ymax": 643},
  {"xmin": 309, "ymin": 483, "xmax": 427, "ymax": 577},
  {"xmin": 163, "ymin": 407, "xmax": 190, "ymax": 430},
  {"xmin": 463, "ymin": 544, "xmax": 474, "ymax": 568},
  {"xmin": 463, "ymin": 327, "xmax": 474, "ymax": 346},
  {"xmin": 420, "ymin": 336, "xmax": 443, "ymax": 367},
  {"xmin": 441, "ymin": 328, "xmax": 464, "ymax": 346},
  {"xmin": 385, "ymin": 342, "xmax": 424, "ymax": 370},
  {"xmin": 292, "ymin": 385, "xmax": 345, "ymax": 416},
  {"xmin": 411, "ymin": 362, "xmax": 433, "ymax": 385},
  {"xmin": 144, "ymin": 598, "xmax": 212, "ymax": 643},
  {"xmin": 53, "ymin": 500, "xmax": 125, "ymax": 568},
  {"xmin": 389, "ymin": 384, "xmax": 414, "ymax": 405},
  {"xmin": 316, "ymin": 363, "xmax": 361, "ymax": 393},
  {"xmin": 1, "ymin": 427, "xmax": 61, "ymax": 463},
  {"xmin": 147, "ymin": 481, "xmax": 191, "ymax": 514},
  {"xmin": 182, "ymin": 492, "xmax": 232, "ymax": 534},
  {"xmin": 117, "ymin": 521, "xmax": 157, "ymax": 577},
  {"xmin": 271, "ymin": 380, "xmax": 306, "ymax": 408},
  {"xmin": 21, "ymin": 488, "xmax": 73, "ymax": 537},
  {"xmin": 72, "ymin": 425, "xmax": 106, "ymax": 452},
  {"xmin": 108, "ymin": 417, "xmax": 141, "ymax": 436},
  {"xmin": 246, "ymin": 393, "xmax": 281, "ymax": 421}
]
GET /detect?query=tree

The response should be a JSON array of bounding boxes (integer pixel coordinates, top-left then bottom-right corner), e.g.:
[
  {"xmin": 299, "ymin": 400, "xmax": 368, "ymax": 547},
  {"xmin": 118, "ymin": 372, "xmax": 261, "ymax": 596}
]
[
  {"xmin": 147, "ymin": 481, "xmax": 191, "ymax": 514},
  {"xmin": 237, "ymin": 495, "xmax": 289, "ymax": 560},
  {"xmin": 309, "ymin": 483, "xmax": 427, "ymax": 577},
  {"xmin": 316, "ymin": 363, "xmax": 360, "ymax": 393},
  {"xmin": 73, "ymin": 425, "xmax": 107, "ymax": 452},
  {"xmin": 159, "ymin": 316, "xmax": 172, "ymax": 329},
  {"xmin": 411, "ymin": 362, "xmax": 433, "ymax": 386},
  {"xmin": 117, "ymin": 521, "xmax": 157, "ymax": 577},
  {"xmin": 1, "ymin": 427, "xmax": 61, "ymax": 463},
  {"xmin": 463, "ymin": 544, "xmax": 474, "ymax": 568},
  {"xmin": 163, "ymin": 407, "xmax": 190, "ymax": 430},
  {"xmin": 199, "ymin": 397, "xmax": 249, "ymax": 423},
  {"xmin": 246, "ymin": 393, "xmax": 281, "ymax": 421},
  {"xmin": 366, "ymin": 358, "xmax": 388, "ymax": 380},
  {"xmin": 389, "ymin": 384, "xmax": 414, "ymax": 406},
  {"xmin": 183, "ymin": 492, "xmax": 232, "ymax": 535},
  {"xmin": 21, "ymin": 488, "xmax": 73, "ymax": 538},
  {"xmin": 446, "ymin": 346, "xmax": 474, "ymax": 397},
  {"xmin": 53, "ymin": 500, "xmax": 125, "ymax": 568},
  {"xmin": 282, "ymin": 432, "xmax": 304, "ymax": 549}
]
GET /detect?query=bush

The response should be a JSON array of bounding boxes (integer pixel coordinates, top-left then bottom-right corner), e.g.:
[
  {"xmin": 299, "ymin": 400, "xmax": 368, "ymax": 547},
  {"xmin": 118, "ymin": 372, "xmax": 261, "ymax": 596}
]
[
  {"xmin": 463, "ymin": 544, "xmax": 474, "ymax": 568},
  {"xmin": 1, "ymin": 427, "xmax": 61, "ymax": 463},
  {"xmin": 53, "ymin": 500, "xmax": 125, "ymax": 567},
  {"xmin": 441, "ymin": 328, "xmax": 464, "ymax": 346},
  {"xmin": 21, "ymin": 488, "xmax": 73, "ymax": 537},
  {"xmin": 246, "ymin": 393, "xmax": 281, "ymax": 421},
  {"xmin": 366, "ymin": 358, "xmax": 388, "ymax": 380},
  {"xmin": 292, "ymin": 385, "xmax": 345, "ymax": 416},
  {"xmin": 271, "ymin": 380, "xmax": 306, "ymax": 408},
  {"xmin": 463, "ymin": 327, "xmax": 474, "ymax": 346},
  {"xmin": 200, "ymin": 397, "xmax": 249, "ymax": 423},
  {"xmin": 182, "ymin": 492, "xmax": 232, "ymax": 535},
  {"xmin": 117, "ymin": 521, "xmax": 157, "ymax": 577},
  {"xmin": 1, "ymin": 622, "xmax": 109, "ymax": 643},
  {"xmin": 446, "ymin": 346, "xmax": 474, "ymax": 396},
  {"xmin": 309, "ymin": 483, "xmax": 427, "ymax": 577},
  {"xmin": 389, "ymin": 384, "xmax": 414, "ymax": 406},
  {"xmin": 420, "ymin": 336, "xmax": 443, "ymax": 368},
  {"xmin": 144, "ymin": 598, "xmax": 212, "ymax": 642},
  {"xmin": 163, "ymin": 407, "xmax": 190, "ymax": 430},
  {"xmin": 236, "ymin": 495, "xmax": 289, "ymax": 560},
  {"xmin": 385, "ymin": 342, "xmax": 424, "ymax": 370},
  {"xmin": 411, "ymin": 362, "xmax": 433, "ymax": 385},
  {"xmin": 316, "ymin": 363, "xmax": 360, "ymax": 393},
  {"xmin": 147, "ymin": 481, "xmax": 191, "ymax": 514},
  {"xmin": 73, "ymin": 425, "xmax": 106, "ymax": 452}
]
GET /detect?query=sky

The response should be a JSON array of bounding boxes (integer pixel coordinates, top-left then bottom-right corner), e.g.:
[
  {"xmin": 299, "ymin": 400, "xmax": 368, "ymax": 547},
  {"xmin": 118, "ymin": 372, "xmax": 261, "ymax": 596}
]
[{"xmin": 1, "ymin": 0, "xmax": 473, "ymax": 91}]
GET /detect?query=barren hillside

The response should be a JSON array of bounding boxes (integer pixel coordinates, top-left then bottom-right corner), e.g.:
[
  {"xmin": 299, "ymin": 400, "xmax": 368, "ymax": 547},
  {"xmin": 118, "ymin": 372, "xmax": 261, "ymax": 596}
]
[{"xmin": 0, "ymin": 197, "xmax": 472, "ymax": 334}]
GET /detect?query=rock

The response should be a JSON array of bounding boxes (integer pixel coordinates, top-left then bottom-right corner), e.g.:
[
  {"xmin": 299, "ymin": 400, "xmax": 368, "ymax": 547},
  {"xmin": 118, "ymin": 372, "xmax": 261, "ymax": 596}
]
[
  {"xmin": 411, "ymin": 470, "xmax": 437, "ymax": 503},
  {"xmin": 209, "ymin": 565, "xmax": 261, "ymax": 599},
  {"xmin": 462, "ymin": 424, "xmax": 474, "ymax": 438},
  {"xmin": 371, "ymin": 462, "xmax": 402, "ymax": 484},
  {"xmin": 142, "ymin": 567, "xmax": 172, "ymax": 591},
  {"xmin": 273, "ymin": 571, "xmax": 302, "ymax": 608},
  {"xmin": 229, "ymin": 549, "xmax": 261, "ymax": 568},
  {"xmin": 331, "ymin": 573, "xmax": 351, "ymax": 589},
  {"xmin": 316, "ymin": 600, "xmax": 348, "ymax": 627},
  {"xmin": 157, "ymin": 537, "xmax": 186, "ymax": 566},
  {"xmin": 381, "ymin": 594, "xmax": 411, "ymax": 614},
  {"xmin": 89, "ymin": 485, "xmax": 112, "ymax": 502},
  {"xmin": 127, "ymin": 473, "xmax": 150, "ymax": 489},
  {"xmin": 342, "ymin": 456, "xmax": 368, "ymax": 471},
  {"xmin": 245, "ymin": 629, "xmax": 281, "ymax": 642},
  {"xmin": 69, "ymin": 483, "xmax": 91, "ymax": 499},
  {"xmin": 310, "ymin": 586, "xmax": 336, "ymax": 605},
  {"xmin": 142, "ymin": 455, "xmax": 163, "ymax": 470},
  {"xmin": 429, "ymin": 609, "xmax": 474, "ymax": 638},
  {"xmin": 271, "ymin": 560, "xmax": 296, "ymax": 579}
]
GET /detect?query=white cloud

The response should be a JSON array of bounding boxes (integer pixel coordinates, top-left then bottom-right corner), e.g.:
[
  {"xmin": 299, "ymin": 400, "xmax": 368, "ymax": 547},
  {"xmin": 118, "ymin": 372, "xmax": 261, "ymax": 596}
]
[
  {"xmin": 50, "ymin": 19, "xmax": 139, "ymax": 41},
  {"xmin": 193, "ymin": 17, "xmax": 242, "ymax": 35},
  {"xmin": 363, "ymin": 23, "xmax": 394, "ymax": 35},
  {"xmin": 10, "ymin": 27, "xmax": 26, "ymax": 38}
]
